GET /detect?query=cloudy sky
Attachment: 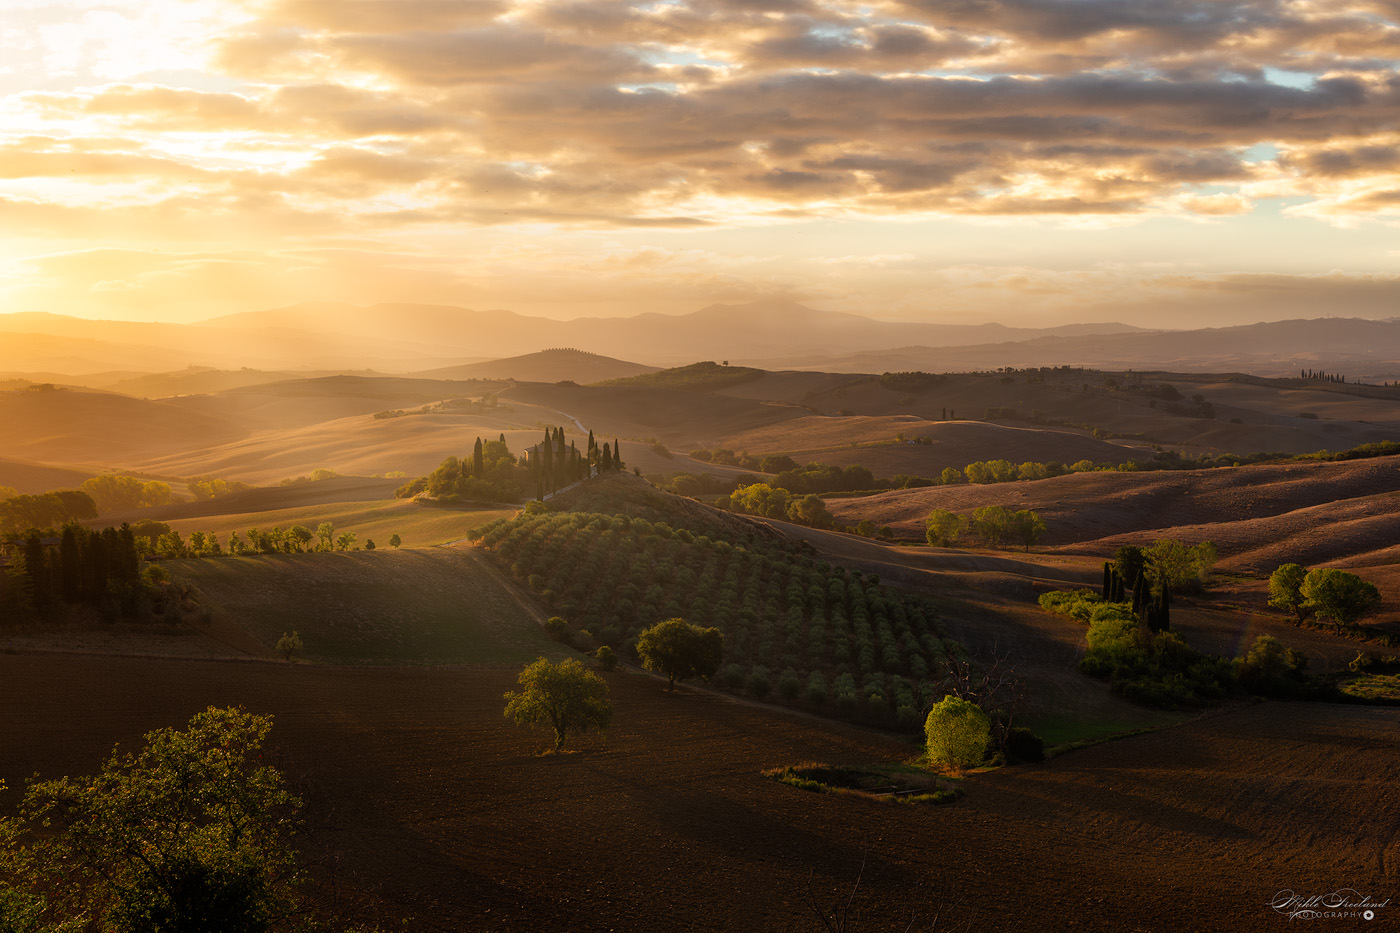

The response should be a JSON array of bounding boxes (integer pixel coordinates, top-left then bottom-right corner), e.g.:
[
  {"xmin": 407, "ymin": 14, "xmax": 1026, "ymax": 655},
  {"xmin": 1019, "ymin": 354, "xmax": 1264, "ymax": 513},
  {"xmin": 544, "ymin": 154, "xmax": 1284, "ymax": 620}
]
[{"xmin": 2, "ymin": 0, "xmax": 1399, "ymax": 327}]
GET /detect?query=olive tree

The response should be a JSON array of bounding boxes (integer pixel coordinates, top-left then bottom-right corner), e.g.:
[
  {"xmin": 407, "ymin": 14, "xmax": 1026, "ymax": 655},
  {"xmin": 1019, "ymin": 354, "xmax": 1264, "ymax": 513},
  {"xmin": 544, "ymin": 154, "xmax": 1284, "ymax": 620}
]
[
  {"xmin": 504, "ymin": 657, "xmax": 613, "ymax": 751},
  {"xmin": 635, "ymin": 618, "xmax": 724, "ymax": 692}
]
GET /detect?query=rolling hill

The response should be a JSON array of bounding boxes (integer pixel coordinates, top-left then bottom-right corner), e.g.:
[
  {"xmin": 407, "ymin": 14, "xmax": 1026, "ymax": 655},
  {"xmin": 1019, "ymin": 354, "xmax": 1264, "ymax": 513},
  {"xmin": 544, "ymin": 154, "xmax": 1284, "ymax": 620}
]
[{"xmin": 414, "ymin": 348, "xmax": 657, "ymax": 383}]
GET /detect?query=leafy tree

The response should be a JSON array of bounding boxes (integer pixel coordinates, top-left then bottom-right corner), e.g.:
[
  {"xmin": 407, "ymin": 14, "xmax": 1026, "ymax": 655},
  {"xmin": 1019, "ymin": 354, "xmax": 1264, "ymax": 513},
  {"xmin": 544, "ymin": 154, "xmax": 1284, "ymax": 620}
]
[
  {"xmin": 939, "ymin": 467, "xmax": 965, "ymax": 485},
  {"xmin": 1145, "ymin": 539, "xmax": 1217, "ymax": 592},
  {"xmin": 924, "ymin": 696, "xmax": 991, "ymax": 771},
  {"xmin": 315, "ymin": 523, "xmax": 334, "ymax": 551},
  {"xmin": 971, "ymin": 505, "xmax": 1012, "ymax": 547},
  {"xmin": 595, "ymin": 645, "xmax": 617, "ymax": 671},
  {"xmin": 81, "ymin": 475, "xmax": 175, "ymax": 514},
  {"xmin": 276, "ymin": 631, "xmax": 303, "ymax": 661},
  {"xmin": 1235, "ymin": 635, "xmax": 1310, "ymax": 697},
  {"xmin": 635, "ymin": 618, "xmax": 724, "ymax": 692},
  {"xmin": 924, "ymin": 509, "xmax": 962, "ymax": 547},
  {"xmin": 388, "ymin": 534, "xmax": 402, "ymax": 549},
  {"xmin": 1267, "ymin": 563, "xmax": 1309, "ymax": 621},
  {"xmin": 785, "ymin": 494, "xmax": 834, "ymax": 529},
  {"xmin": 1007, "ymin": 509, "xmax": 1046, "ymax": 552},
  {"xmin": 759, "ymin": 454, "xmax": 799, "ymax": 474},
  {"xmin": 1113, "ymin": 545, "xmax": 1146, "ymax": 590},
  {"xmin": 1301, "ymin": 568, "xmax": 1382, "ymax": 624},
  {"xmin": 333, "ymin": 532, "xmax": 357, "ymax": 552},
  {"xmin": 3, "ymin": 707, "xmax": 304, "ymax": 933},
  {"xmin": 503, "ymin": 657, "xmax": 613, "ymax": 751}
]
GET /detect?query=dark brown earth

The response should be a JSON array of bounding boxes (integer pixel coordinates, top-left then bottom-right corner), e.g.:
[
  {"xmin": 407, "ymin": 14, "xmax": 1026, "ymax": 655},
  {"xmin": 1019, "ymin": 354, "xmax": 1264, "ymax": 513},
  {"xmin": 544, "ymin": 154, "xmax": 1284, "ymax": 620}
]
[{"xmin": 2, "ymin": 654, "xmax": 1396, "ymax": 933}]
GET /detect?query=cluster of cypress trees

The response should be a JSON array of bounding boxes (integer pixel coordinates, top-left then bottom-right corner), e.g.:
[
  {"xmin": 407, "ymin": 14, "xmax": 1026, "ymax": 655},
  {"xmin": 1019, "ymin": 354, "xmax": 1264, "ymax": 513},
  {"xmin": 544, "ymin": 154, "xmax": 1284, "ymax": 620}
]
[
  {"xmin": 1299, "ymin": 369, "xmax": 1347, "ymax": 383},
  {"xmin": 2, "ymin": 524, "xmax": 143, "ymax": 620},
  {"xmin": 1101, "ymin": 551, "xmax": 1171, "ymax": 633},
  {"xmin": 529, "ymin": 428, "xmax": 623, "ymax": 500}
]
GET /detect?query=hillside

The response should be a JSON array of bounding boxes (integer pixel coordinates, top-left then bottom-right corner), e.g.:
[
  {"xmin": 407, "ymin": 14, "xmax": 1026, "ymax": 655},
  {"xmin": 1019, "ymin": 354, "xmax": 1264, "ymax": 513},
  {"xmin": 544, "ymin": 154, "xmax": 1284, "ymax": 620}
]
[
  {"xmin": 0, "ymin": 386, "xmax": 247, "ymax": 465},
  {"xmin": 709, "ymin": 369, "xmax": 1398, "ymax": 457},
  {"xmin": 826, "ymin": 455, "xmax": 1400, "ymax": 573},
  {"xmin": 720, "ymin": 417, "xmax": 1148, "ymax": 475},
  {"xmin": 0, "ymin": 455, "xmax": 97, "ymax": 494},
  {"xmin": 166, "ymin": 545, "xmax": 553, "ymax": 663},
  {"xmin": 415, "ymin": 348, "xmax": 657, "ymax": 383},
  {"xmin": 763, "ymin": 317, "xmax": 1400, "ymax": 382}
]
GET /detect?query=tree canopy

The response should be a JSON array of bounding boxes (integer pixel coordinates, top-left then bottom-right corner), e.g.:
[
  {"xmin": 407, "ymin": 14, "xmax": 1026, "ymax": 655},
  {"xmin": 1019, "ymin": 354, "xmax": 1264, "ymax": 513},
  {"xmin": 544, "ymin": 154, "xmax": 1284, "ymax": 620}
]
[
  {"xmin": 924, "ymin": 696, "xmax": 991, "ymax": 772},
  {"xmin": 504, "ymin": 657, "xmax": 613, "ymax": 751},
  {"xmin": 1, "ymin": 706, "xmax": 305, "ymax": 933},
  {"xmin": 1301, "ymin": 568, "xmax": 1381, "ymax": 624},
  {"xmin": 635, "ymin": 618, "xmax": 724, "ymax": 692}
]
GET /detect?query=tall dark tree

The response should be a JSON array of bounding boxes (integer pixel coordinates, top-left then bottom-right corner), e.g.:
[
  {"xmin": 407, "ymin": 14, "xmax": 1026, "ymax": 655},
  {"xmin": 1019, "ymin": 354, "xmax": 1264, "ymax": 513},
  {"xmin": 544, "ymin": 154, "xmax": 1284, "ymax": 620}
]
[
  {"xmin": 601, "ymin": 443, "xmax": 613, "ymax": 473},
  {"xmin": 24, "ymin": 532, "xmax": 52, "ymax": 611},
  {"xmin": 59, "ymin": 524, "xmax": 81, "ymax": 602},
  {"xmin": 613, "ymin": 438, "xmax": 623, "ymax": 471},
  {"xmin": 473, "ymin": 437, "xmax": 485, "ymax": 478}
]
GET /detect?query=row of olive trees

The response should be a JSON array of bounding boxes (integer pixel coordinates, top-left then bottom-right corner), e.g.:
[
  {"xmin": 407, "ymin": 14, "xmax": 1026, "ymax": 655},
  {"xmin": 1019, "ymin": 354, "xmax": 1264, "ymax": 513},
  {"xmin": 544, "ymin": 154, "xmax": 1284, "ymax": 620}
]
[{"xmin": 925, "ymin": 506, "xmax": 1046, "ymax": 551}]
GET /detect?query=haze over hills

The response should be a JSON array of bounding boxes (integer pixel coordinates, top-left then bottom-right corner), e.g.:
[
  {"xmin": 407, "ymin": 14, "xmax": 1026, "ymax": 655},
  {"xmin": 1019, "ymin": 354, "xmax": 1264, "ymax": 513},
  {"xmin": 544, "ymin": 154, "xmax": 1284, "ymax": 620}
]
[
  {"xmin": 6, "ymin": 302, "xmax": 1400, "ymax": 378},
  {"xmin": 412, "ymin": 348, "xmax": 658, "ymax": 383},
  {"xmin": 760, "ymin": 317, "xmax": 1400, "ymax": 382}
]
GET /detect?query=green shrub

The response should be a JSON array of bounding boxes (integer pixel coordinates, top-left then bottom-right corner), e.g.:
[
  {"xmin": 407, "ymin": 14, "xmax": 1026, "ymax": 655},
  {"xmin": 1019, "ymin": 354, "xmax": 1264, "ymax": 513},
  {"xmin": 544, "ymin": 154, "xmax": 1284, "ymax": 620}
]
[
  {"xmin": 924, "ymin": 696, "xmax": 991, "ymax": 771},
  {"xmin": 595, "ymin": 645, "xmax": 617, "ymax": 671},
  {"xmin": 1004, "ymin": 726, "xmax": 1046, "ymax": 763}
]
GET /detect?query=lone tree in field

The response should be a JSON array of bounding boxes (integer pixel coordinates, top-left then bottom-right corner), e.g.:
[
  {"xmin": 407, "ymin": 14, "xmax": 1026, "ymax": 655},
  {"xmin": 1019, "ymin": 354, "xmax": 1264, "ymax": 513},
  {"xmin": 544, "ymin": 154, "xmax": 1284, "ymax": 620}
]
[
  {"xmin": 504, "ymin": 657, "xmax": 613, "ymax": 751},
  {"xmin": 924, "ymin": 695, "xmax": 991, "ymax": 772},
  {"xmin": 635, "ymin": 618, "xmax": 724, "ymax": 692},
  {"xmin": 1301, "ymin": 568, "xmax": 1382, "ymax": 625},
  {"xmin": 2, "ymin": 706, "xmax": 304, "ymax": 933}
]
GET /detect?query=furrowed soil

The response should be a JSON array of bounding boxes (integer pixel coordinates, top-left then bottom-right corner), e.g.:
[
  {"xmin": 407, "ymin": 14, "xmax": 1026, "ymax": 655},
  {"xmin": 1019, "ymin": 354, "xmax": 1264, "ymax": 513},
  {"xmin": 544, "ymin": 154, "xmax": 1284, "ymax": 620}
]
[{"xmin": 2, "ymin": 654, "xmax": 1397, "ymax": 933}]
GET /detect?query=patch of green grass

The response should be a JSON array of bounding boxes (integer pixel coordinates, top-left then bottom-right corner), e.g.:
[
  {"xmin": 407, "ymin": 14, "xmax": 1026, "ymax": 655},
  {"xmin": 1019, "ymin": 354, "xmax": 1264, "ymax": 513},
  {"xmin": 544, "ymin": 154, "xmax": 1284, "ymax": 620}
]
[
  {"xmin": 1338, "ymin": 674, "xmax": 1400, "ymax": 701},
  {"xmin": 168, "ymin": 549, "xmax": 557, "ymax": 664},
  {"xmin": 762, "ymin": 762, "xmax": 960, "ymax": 805},
  {"xmin": 1028, "ymin": 712, "xmax": 1189, "ymax": 752}
]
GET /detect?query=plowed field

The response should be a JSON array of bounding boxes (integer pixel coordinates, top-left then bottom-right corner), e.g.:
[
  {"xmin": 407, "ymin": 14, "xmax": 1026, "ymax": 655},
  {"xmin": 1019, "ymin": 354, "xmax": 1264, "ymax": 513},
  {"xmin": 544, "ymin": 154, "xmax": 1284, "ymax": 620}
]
[{"xmin": 2, "ymin": 654, "xmax": 1396, "ymax": 932}]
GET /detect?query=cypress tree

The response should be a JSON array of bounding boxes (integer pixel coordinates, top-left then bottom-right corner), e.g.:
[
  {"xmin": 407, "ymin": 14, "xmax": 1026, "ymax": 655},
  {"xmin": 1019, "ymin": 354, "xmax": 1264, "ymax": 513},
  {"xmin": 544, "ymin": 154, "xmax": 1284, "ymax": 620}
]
[
  {"xmin": 473, "ymin": 437, "xmax": 484, "ymax": 478},
  {"xmin": 1102, "ymin": 561, "xmax": 1112, "ymax": 600},
  {"xmin": 602, "ymin": 442, "xmax": 613, "ymax": 472},
  {"xmin": 613, "ymin": 438, "xmax": 622, "ymax": 471},
  {"xmin": 60, "ymin": 525, "xmax": 81, "ymax": 602},
  {"xmin": 24, "ymin": 532, "xmax": 51, "ymax": 612},
  {"xmin": 116, "ymin": 523, "xmax": 140, "ymax": 584}
]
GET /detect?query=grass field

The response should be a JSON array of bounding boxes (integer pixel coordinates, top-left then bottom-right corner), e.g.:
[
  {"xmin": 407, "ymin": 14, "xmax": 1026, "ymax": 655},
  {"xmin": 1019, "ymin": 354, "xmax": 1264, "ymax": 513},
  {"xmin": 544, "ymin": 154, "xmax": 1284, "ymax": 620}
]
[{"xmin": 167, "ymin": 546, "xmax": 557, "ymax": 663}]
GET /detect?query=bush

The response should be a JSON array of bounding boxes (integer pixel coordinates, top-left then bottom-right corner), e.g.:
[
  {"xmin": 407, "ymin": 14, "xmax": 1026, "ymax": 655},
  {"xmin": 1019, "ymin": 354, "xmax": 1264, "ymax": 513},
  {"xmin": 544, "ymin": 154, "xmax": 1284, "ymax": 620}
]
[
  {"xmin": 747, "ymin": 667, "xmax": 772, "ymax": 699},
  {"xmin": 924, "ymin": 696, "xmax": 991, "ymax": 771},
  {"xmin": 275, "ymin": 630, "xmax": 303, "ymax": 661},
  {"xmin": 544, "ymin": 616, "xmax": 571, "ymax": 643},
  {"xmin": 1003, "ymin": 726, "xmax": 1046, "ymax": 763},
  {"xmin": 595, "ymin": 645, "xmax": 617, "ymax": 671}
]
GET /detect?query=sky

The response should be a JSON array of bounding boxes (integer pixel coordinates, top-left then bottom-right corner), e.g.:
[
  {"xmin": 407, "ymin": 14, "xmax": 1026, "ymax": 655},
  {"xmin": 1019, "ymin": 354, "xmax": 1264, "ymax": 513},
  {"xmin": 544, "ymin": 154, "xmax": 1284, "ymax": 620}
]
[{"xmin": 1, "ymin": 0, "xmax": 1399, "ymax": 327}]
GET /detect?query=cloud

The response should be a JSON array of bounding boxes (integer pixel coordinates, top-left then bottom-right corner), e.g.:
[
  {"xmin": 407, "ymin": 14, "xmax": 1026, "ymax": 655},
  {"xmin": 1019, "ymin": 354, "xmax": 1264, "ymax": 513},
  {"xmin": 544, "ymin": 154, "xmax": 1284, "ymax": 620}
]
[{"xmin": 5, "ymin": 0, "xmax": 1400, "ymax": 314}]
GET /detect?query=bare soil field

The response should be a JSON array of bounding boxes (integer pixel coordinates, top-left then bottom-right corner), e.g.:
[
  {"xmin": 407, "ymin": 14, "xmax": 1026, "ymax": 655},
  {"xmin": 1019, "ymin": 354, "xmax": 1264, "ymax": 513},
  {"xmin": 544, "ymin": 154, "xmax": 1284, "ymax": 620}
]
[
  {"xmin": 165, "ymin": 545, "xmax": 553, "ymax": 663},
  {"xmin": 829, "ymin": 455, "xmax": 1400, "ymax": 567},
  {"xmin": 0, "ymin": 455, "xmax": 96, "ymax": 494},
  {"xmin": 1, "ymin": 654, "xmax": 1396, "ymax": 933},
  {"xmin": 721, "ymin": 416, "xmax": 1144, "ymax": 473}
]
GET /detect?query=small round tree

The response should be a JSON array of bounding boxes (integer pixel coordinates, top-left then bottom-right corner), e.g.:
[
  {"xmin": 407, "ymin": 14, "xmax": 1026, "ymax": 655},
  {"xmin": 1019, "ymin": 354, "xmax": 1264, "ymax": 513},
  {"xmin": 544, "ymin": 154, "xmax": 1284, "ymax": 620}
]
[
  {"xmin": 924, "ymin": 696, "xmax": 991, "ymax": 772},
  {"xmin": 504, "ymin": 657, "xmax": 613, "ymax": 752},
  {"xmin": 635, "ymin": 618, "xmax": 724, "ymax": 692}
]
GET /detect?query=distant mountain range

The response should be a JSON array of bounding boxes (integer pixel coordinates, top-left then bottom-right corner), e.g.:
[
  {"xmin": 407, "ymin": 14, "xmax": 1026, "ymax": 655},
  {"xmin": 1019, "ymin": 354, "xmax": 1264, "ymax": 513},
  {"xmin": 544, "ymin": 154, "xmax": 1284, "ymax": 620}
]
[{"xmin": 2, "ymin": 301, "xmax": 1399, "ymax": 379}]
